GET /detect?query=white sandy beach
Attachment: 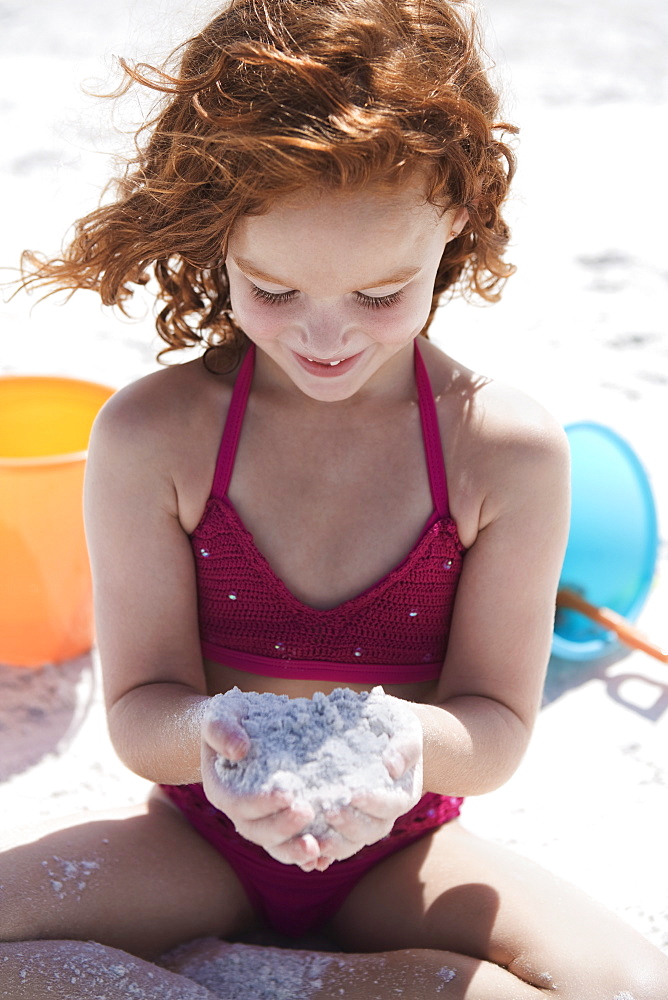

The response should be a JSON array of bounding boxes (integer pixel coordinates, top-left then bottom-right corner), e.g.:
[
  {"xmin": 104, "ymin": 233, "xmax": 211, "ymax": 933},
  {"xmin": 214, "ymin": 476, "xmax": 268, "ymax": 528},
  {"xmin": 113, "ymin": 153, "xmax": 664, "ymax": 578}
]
[{"xmin": 1, "ymin": 0, "xmax": 667, "ymax": 968}]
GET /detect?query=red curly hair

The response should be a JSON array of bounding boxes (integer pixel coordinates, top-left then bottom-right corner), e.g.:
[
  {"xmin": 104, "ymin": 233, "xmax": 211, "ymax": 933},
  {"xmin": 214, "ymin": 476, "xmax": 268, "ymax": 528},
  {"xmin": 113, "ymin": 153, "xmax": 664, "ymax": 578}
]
[{"xmin": 21, "ymin": 0, "xmax": 517, "ymax": 366}]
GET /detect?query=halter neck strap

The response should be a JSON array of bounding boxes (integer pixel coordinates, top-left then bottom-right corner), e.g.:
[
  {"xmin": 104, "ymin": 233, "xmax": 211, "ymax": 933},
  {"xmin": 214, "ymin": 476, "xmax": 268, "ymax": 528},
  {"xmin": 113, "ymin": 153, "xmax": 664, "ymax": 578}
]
[
  {"xmin": 210, "ymin": 340, "xmax": 449, "ymax": 519},
  {"xmin": 210, "ymin": 343, "xmax": 256, "ymax": 499},
  {"xmin": 414, "ymin": 341, "xmax": 450, "ymax": 519}
]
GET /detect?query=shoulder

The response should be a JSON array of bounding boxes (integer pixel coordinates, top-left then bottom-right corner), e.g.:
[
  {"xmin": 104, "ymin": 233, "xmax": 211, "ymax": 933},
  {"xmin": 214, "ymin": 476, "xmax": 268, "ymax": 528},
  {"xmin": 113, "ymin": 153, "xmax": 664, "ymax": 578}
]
[
  {"xmin": 93, "ymin": 357, "xmax": 227, "ymax": 440},
  {"xmin": 471, "ymin": 377, "xmax": 568, "ymax": 462},
  {"xmin": 419, "ymin": 339, "xmax": 570, "ymax": 540},
  {"xmin": 90, "ymin": 355, "xmax": 238, "ymax": 467},
  {"xmin": 472, "ymin": 380, "xmax": 570, "ymax": 524},
  {"xmin": 87, "ymin": 357, "xmax": 237, "ymax": 520},
  {"xmin": 422, "ymin": 337, "xmax": 568, "ymax": 460}
]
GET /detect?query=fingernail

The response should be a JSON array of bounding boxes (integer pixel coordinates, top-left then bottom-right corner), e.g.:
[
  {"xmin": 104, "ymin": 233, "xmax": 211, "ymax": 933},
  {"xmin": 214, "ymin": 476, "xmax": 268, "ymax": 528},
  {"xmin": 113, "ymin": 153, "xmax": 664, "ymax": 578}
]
[{"xmin": 227, "ymin": 738, "xmax": 247, "ymax": 760}]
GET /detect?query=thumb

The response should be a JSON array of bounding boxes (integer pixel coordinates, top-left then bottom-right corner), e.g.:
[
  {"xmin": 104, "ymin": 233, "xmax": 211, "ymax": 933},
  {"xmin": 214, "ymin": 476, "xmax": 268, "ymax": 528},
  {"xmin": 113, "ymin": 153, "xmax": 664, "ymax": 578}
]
[{"xmin": 202, "ymin": 690, "xmax": 250, "ymax": 762}]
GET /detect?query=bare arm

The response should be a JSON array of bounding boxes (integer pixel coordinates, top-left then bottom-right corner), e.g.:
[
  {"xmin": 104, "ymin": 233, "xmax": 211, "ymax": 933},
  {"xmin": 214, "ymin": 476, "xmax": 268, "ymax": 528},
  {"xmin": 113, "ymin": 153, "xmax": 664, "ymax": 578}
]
[
  {"xmin": 84, "ymin": 372, "xmax": 212, "ymax": 785},
  {"xmin": 412, "ymin": 398, "xmax": 571, "ymax": 797}
]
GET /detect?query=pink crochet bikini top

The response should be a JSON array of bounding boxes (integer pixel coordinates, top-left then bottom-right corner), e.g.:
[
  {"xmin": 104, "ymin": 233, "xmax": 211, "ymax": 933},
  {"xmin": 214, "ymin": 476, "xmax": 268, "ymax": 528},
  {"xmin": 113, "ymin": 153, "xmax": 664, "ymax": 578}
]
[{"xmin": 191, "ymin": 341, "xmax": 465, "ymax": 684}]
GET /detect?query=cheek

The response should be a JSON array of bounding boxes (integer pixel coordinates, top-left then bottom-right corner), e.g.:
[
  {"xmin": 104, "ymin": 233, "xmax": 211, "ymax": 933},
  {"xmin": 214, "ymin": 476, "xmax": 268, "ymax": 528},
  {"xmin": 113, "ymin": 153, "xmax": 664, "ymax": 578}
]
[
  {"xmin": 361, "ymin": 293, "xmax": 431, "ymax": 343},
  {"xmin": 229, "ymin": 291, "xmax": 287, "ymax": 342},
  {"xmin": 360, "ymin": 310, "xmax": 410, "ymax": 342}
]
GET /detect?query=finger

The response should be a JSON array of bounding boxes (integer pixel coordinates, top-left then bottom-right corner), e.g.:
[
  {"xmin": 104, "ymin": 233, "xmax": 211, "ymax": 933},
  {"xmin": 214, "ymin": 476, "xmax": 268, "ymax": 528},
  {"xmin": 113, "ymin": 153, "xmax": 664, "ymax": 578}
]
[
  {"xmin": 226, "ymin": 786, "xmax": 299, "ymax": 821},
  {"xmin": 383, "ymin": 735, "xmax": 422, "ymax": 779},
  {"xmin": 380, "ymin": 696, "xmax": 423, "ymax": 775},
  {"xmin": 266, "ymin": 832, "xmax": 321, "ymax": 867},
  {"xmin": 200, "ymin": 753, "xmax": 299, "ymax": 819},
  {"xmin": 322, "ymin": 808, "xmax": 393, "ymax": 847},
  {"xmin": 348, "ymin": 787, "xmax": 415, "ymax": 820},
  {"xmin": 383, "ymin": 748, "xmax": 408, "ymax": 781},
  {"xmin": 324, "ymin": 806, "xmax": 378, "ymax": 833},
  {"xmin": 202, "ymin": 703, "xmax": 250, "ymax": 762},
  {"xmin": 316, "ymin": 826, "xmax": 376, "ymax": 862},
  {"xmin": 239, "ymin": 800, "xmax": 315, "ymax": 845}
]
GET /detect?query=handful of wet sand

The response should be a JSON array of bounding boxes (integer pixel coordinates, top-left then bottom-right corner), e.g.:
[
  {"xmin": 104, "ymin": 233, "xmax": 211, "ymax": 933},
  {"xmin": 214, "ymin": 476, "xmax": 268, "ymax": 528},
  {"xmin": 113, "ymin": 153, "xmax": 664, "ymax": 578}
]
[{"xmin": 209, "ymin": 686, "xmax": 421, "ymax": 839}]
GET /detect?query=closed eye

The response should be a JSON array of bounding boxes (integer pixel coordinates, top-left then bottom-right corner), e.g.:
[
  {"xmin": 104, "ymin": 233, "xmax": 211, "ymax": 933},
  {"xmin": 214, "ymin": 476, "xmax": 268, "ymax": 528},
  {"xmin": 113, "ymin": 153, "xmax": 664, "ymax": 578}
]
[
  {"xmin": 355, "ymin": 290, "xmax": 404, "ymax": 309},
  {"xmin": 250, "ymin": 285, "xmax": 297, "ymax": 304},
  {"xmin": 250, "ymin": 284, "xmax": 405, "ymax": 309}
]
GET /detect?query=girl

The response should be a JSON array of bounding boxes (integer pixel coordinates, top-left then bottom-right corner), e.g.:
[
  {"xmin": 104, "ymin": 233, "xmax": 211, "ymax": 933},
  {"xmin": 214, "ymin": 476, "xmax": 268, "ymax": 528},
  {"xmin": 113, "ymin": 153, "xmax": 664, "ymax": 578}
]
[{"xmin": 2, "ymin": 0, "xmax": 667, "ymax": 997}]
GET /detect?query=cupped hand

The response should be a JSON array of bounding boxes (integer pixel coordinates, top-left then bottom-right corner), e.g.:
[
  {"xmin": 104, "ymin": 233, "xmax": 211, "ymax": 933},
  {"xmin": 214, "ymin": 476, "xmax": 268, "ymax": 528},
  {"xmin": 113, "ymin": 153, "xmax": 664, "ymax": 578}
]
[
  {"xmin": 380, "ymin": 694, "xmax": 424, "ymax": 783},
  {"xmin": 200, "ymin": 694, "xmax": 320, "ymax": 868},
  {"xmin": 308, "ymin": 696, "xmax": 424, "ymax": 872}
]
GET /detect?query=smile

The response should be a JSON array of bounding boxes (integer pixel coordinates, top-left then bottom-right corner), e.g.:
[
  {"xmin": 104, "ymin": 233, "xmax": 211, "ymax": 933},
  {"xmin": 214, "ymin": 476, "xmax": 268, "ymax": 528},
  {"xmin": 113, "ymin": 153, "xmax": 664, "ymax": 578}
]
[{"xmin": 293, "ymin": 351, "xmax": 363, "ymax": 378}]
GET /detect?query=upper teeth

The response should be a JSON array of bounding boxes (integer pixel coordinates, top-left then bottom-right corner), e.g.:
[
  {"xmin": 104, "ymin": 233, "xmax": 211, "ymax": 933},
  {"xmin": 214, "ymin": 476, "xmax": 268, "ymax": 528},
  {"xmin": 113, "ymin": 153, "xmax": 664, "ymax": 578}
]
[{"xmin": 307, "ymin": 358, "xmax": 343, "ymax": 366}]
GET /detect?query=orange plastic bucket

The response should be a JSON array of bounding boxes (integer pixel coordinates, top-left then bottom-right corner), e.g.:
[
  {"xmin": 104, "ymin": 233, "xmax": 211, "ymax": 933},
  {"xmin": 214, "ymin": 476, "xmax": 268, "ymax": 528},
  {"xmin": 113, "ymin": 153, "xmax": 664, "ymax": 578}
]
[{"xmin": 0, "ymin": 376, "xmax": 114, "ymax": 667}]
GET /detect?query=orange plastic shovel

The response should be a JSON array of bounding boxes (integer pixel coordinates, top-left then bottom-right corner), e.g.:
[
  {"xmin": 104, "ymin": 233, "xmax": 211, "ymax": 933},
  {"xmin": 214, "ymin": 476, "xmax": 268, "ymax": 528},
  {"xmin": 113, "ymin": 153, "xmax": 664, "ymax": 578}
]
[{"xmin": 557, "ymin": 589, "xmax": 668, "ymax": 665}]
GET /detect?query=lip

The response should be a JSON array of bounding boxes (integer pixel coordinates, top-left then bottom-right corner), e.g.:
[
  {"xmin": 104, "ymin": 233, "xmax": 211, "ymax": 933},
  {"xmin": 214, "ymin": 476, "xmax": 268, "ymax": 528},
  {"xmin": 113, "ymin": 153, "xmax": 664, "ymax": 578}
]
[{"xmin": 293, "ymin": 350, "xmax": 363, "ymax": 378}]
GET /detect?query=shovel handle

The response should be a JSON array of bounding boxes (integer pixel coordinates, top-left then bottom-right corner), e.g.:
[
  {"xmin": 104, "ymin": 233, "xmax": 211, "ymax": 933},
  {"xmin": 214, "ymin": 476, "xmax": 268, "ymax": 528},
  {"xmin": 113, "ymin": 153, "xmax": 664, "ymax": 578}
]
[{"xmin": 557, "ymin": 589, "xmax": 668, "ymax": 664}]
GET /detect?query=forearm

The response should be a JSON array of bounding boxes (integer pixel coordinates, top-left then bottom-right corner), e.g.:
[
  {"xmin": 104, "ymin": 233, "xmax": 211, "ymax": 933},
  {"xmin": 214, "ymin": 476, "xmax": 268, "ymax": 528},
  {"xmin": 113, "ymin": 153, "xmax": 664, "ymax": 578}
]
[
  {"xmin": 107, "ymin": 682, "xmax": 210, "ymax": 785},
  {"xmin": 412, "ymin": 695, "xmax": 533, "ymax": 797}
]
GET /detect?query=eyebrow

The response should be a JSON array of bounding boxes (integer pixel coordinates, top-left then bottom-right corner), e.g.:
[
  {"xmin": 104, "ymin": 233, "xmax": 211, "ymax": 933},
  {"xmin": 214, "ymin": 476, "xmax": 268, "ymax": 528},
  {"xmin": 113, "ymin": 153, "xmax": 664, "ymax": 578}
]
[{"xmin": 232, "ymin": 256, "xmax": 421, "ymax": 289}]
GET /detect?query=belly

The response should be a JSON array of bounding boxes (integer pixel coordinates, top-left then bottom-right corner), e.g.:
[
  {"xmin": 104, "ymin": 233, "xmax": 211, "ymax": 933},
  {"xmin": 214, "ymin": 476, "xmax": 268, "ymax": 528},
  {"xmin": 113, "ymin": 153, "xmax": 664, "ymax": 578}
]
[{"xmin": 203, "ymin": 657, "xmax": 439, "ymax": 704}]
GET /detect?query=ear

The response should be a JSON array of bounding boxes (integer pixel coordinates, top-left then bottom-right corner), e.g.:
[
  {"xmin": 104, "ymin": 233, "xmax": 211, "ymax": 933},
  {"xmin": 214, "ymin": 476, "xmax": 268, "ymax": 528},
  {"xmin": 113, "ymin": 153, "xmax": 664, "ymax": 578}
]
[{"xmin": 449, "ymin": 205, "xmax": 470, "ymax": 240}]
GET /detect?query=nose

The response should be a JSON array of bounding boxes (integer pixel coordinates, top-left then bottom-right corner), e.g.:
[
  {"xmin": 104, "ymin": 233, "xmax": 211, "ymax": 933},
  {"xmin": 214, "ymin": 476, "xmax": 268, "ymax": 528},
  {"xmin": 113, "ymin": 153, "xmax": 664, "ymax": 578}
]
[{"xmin": 298, "ymin": 300, "xmax": 356, "ymax": 358}]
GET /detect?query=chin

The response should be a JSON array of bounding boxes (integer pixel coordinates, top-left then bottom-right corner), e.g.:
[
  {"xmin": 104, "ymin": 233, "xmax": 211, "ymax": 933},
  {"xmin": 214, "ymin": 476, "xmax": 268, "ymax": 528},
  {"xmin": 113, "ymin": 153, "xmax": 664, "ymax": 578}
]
[{"xmin": 295, "ymin": 379, "xmax": 363, "ymax": 403}]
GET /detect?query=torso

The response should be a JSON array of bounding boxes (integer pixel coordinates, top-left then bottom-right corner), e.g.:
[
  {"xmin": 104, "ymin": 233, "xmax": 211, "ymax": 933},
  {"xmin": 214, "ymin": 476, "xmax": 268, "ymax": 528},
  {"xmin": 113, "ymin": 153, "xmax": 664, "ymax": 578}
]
[{"xmin": 153, "ymin": 337, "xmax": 488, "ymax": 704}]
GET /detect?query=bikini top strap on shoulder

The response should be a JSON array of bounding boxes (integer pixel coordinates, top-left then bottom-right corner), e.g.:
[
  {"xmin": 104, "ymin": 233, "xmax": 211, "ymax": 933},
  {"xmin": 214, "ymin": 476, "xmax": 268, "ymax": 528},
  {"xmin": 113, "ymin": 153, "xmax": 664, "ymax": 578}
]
[
  {"xmin": 414, "ymin": 341, "xmax": 450, "ymax": 519},
  {"xmin": 210, "ymin": 342, "xmax": 256, "ymax": 499}
]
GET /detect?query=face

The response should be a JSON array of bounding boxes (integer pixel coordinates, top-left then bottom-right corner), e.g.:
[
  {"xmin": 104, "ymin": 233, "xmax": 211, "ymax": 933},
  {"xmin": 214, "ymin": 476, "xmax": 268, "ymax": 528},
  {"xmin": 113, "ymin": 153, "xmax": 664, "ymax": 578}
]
[{"xmin": 225, "ymin": 175, "xmax": 467, "ymax": 402}]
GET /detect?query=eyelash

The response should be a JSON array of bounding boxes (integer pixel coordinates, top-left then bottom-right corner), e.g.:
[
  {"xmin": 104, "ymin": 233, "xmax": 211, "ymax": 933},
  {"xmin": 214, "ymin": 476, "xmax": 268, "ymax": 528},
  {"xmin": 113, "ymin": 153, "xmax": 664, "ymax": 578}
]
[
  {"xmin": 250, "ymin": 285, "xmax": 404, "ymax": 309},
  {"xmin": 251, "ymin": 286, "xmax": 297, "ymax": 305},
  {"xmin": 356, "ymin": 290, "xmax": 404, "ymax": 310}
]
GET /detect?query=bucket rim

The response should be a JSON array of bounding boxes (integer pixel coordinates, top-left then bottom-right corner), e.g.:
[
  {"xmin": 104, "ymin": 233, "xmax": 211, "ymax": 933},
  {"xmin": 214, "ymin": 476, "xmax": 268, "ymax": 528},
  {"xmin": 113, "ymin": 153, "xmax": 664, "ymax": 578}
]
[
  {"xmin": 0, "ymin": 372, "xmax": 116, "ymax": 391},
  {"xmin": 0, "ymin": 450, "xmax": 89, "ymax": 467},
  {"xmin": 0, "ymin": 372, "xmax": 114, "ymax": 466},
  {"xmin": 552, "ymin": 419, "xmax": 659, "ymax": 661}
]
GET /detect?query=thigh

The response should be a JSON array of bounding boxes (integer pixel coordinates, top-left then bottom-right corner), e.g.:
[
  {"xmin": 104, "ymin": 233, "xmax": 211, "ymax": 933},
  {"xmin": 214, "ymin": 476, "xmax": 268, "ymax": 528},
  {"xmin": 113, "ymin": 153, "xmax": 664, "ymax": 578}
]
[
  {"xmin": 1, "ymin": 789, "xmax": 260, "ymax": 960},
  {"xmin": 328, "ymin": 819, "xmax": 668, "ymax": 993}
]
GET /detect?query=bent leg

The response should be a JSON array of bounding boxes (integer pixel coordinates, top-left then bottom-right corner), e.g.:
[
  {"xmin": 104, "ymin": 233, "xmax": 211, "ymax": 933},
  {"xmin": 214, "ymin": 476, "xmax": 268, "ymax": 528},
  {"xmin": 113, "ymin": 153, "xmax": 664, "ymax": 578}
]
[
  {"xmin": 0, "ymin": 940, "xmax": 219, "ymax": 1000},
  {"xmin": 162, "ymin": 937, "xmax": 546, "ymax": 999},
  {"xmin": 328, "ymin": 819, "xmax": 668, "ymax": 999},
  {"xmin": 0, "ymin": 790, "xmax": 259, "ymax": 959}
]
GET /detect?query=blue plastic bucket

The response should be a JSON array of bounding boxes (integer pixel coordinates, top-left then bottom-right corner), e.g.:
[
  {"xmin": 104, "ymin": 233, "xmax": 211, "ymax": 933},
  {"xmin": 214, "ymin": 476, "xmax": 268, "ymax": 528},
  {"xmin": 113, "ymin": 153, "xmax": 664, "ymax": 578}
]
[{"xmin": 552, "ymin": 422, "xmax": 659, "ymax": 661}]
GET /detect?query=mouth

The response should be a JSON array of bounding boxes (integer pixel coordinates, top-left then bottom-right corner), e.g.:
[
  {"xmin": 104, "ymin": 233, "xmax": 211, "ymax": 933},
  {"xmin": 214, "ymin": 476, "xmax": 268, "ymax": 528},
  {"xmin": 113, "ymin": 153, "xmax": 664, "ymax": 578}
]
[
  {"xmin": 294, "ymin": 351, "xmax": 362, "ymax": 377},
  {"xmin": 306, "ymin": 357, "xmax": 344, "ymax": 366}
]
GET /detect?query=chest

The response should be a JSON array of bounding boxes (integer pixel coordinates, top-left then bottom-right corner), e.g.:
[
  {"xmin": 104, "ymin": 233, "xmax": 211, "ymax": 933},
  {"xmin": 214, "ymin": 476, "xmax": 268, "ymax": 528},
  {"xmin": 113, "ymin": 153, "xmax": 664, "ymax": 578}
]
[{"xmin": 226, "ymin": 399, "xmax": 434, "ymax": 609}]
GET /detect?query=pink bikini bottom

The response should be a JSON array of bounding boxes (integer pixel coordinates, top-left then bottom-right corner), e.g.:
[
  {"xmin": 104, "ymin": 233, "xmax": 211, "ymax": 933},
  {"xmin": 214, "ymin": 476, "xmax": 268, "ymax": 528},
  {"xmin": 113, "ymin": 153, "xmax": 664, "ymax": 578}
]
[{"xmin": 158, "ymin": 783, "xmax": 463, "ymax": 937}]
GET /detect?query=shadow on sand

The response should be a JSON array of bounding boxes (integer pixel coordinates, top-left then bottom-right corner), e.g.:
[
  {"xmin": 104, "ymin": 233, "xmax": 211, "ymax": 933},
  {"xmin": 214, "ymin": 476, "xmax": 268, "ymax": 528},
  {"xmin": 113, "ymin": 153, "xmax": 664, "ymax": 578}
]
[
  {"xmin": 0, "ymin": 653, "xmax": 94, "ymax": 782},
  {"xmin": 544, "ymin": 649, "xmax": 668, "ymax": 722}
]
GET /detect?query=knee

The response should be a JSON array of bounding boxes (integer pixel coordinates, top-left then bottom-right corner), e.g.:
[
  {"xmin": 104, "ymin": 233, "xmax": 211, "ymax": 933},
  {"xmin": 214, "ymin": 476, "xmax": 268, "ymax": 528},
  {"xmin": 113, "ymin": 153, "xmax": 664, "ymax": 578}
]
[
  {"xmin": 0, "ymin": 857, "xmax": 32, "ymax": 942},
  {"xmin": 579, "ymin": 953, "xmax": 668, "ymax": 1000},
  {"xmin": 612, "ymin": 960, "xmax": 668, "ymax": 1000},
  {"xmin": 508, "ymin": 946, "xmax": 668, "ymax": 1000},
  {"xmin": 0, "ymin": 845, "xmax": 59, "ymax": 943},
  {"xmin": 601, "ymin": 940, "xmax": 668, "ymax": 1000}
]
